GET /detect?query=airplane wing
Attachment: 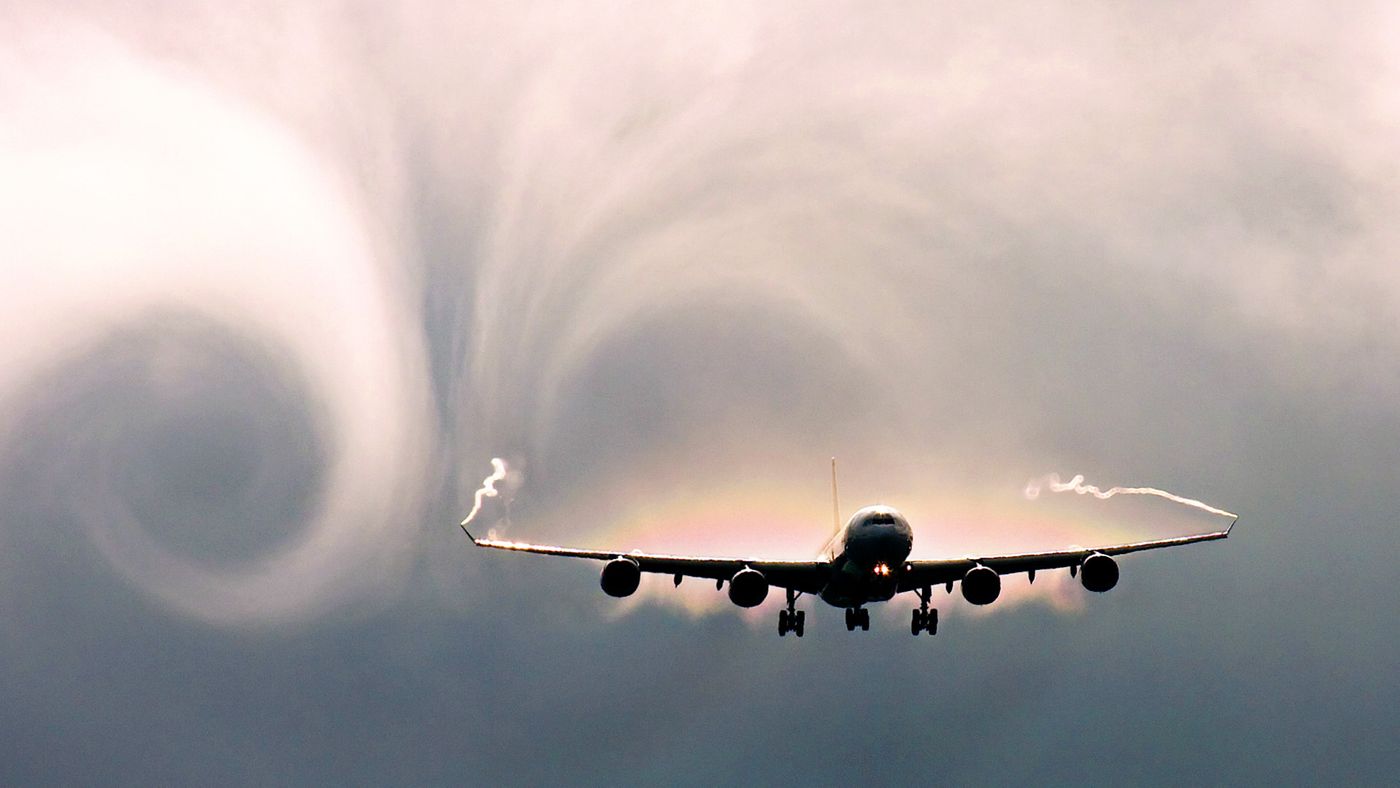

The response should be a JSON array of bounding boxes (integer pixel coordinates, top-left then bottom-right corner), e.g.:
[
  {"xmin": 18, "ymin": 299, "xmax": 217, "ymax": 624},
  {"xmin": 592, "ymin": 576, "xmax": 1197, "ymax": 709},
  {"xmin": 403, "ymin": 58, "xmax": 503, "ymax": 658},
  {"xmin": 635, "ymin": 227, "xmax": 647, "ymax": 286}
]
[
  {"xmin": 464, "ymin": 529, "xmax": 831, "ymax": 594},
  {"xmin": 897, "ymin": 519, "xmax": 1235, "ymax": 591}
]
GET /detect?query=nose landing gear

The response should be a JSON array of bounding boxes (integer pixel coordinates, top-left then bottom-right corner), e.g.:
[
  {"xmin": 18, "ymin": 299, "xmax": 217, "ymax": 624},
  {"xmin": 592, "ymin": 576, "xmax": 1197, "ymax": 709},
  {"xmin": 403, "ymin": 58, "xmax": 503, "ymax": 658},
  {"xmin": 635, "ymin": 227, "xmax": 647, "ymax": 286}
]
[
  {"xmin": 911, "ymin": 586, "xmax": 938, "ymax": 636},
  {"xmin": 778, "ymin": 588, "xmax": 805, "ymax": 637},
  {"xmin": 844, "ymin": 607, "xmax": 870, "ymax": 631}
]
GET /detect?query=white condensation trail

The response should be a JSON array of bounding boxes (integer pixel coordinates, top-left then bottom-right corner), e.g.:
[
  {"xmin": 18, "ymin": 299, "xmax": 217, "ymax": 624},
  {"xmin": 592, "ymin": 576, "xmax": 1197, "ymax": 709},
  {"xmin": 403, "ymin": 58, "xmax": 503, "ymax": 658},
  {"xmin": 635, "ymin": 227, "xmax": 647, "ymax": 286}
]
[
  {"xmin": 460, "ymin": 458, "xmax": 509, "ymax": 530},
  {"xmin": 1024, "ymin": 473, "xmax": 1238, "ymax": 519}
]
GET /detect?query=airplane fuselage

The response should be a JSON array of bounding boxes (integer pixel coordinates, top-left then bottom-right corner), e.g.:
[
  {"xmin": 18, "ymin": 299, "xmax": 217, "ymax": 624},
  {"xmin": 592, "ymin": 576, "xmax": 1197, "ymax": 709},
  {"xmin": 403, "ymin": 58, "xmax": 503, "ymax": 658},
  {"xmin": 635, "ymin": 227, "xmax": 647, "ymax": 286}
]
[{"xmin": 819, "ymin": 505, "xmax": 913, "ymax": 607}]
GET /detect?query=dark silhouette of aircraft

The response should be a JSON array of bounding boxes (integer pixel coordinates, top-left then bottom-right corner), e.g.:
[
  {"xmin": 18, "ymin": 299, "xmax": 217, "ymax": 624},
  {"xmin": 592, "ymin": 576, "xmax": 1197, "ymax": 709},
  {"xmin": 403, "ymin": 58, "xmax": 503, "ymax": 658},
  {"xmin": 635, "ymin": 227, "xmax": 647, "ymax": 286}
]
[{"xmin": 462, "ymin": 461, "xmax": 1234, "ymax": 636}]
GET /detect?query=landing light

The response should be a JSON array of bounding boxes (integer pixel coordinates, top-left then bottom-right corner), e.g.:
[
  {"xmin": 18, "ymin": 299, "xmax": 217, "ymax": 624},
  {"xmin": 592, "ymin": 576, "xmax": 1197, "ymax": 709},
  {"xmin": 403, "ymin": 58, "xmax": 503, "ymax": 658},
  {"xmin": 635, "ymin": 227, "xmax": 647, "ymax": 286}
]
[{"xmin": 874, "ymin": 563, "xmax": 891, "ymax": 576}]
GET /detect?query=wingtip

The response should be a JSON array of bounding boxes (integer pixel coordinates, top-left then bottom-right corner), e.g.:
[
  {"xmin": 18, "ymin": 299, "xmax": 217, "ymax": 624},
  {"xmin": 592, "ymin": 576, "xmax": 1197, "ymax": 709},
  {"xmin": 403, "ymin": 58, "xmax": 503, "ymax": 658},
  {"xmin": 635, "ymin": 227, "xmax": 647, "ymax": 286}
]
[
  {"xmin": 1225, "ymin": 517, "xmax": 1238, "ymax": 536},
  {"xmin": 459, "ymin": 523, "xmax": 480, "ymax": 543}
]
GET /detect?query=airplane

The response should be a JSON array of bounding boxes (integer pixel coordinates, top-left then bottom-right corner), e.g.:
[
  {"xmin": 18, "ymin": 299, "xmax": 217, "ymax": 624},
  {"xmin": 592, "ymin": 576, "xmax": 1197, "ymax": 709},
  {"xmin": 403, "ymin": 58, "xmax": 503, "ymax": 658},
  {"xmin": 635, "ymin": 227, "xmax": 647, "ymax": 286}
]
[{"xmin": 460, "ymin": 461, "xmax": 1235, "ymax": 637}]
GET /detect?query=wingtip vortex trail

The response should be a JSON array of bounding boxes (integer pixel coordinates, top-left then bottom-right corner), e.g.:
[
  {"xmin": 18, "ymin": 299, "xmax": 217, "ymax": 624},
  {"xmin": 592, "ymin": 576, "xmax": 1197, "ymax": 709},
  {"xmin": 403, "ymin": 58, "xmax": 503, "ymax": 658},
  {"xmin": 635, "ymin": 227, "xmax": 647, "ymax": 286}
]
[
  {"xmin": 461, "ymin": 457, "xmax": 509, "ymax": 527},
  {"xmin": 1025, "ymin": 472, "xmax": 1237, "ymax": 519}
]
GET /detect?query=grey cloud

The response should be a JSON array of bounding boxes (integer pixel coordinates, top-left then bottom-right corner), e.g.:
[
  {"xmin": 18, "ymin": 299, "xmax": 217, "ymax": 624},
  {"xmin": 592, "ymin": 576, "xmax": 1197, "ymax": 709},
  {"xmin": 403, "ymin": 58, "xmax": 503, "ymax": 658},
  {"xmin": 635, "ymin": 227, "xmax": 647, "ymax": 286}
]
[{"xmin": 1, "ymin": 1, "xmax": 1398, "ymax": 784}]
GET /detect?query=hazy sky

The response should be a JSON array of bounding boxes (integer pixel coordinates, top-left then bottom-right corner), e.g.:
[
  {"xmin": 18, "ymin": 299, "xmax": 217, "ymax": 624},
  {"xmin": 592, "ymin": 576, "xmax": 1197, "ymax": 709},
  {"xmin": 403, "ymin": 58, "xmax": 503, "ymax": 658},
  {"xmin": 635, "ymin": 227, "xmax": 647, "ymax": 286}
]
[{"xmin": 2, "ymin": 2, "xmax": 1398, "ymax": 784}]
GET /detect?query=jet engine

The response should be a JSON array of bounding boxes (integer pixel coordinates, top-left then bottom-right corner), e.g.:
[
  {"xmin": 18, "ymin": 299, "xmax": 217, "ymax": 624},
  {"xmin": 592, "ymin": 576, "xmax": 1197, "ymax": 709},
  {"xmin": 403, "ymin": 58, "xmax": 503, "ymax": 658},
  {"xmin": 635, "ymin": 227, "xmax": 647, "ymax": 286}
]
[
  {"xmin": 600, "ymin": 557, "xmax": 641, "ymax": 597},
  {"xmin": 727, "ymin": 568, "xmax": 769, "ymax": 607},
  {"xmin": 960, "ymin": 565, "xmax": 1001, "ymax": 605},
  {"xmin": 1080, "ymin": 553, "xmax": 1119, "ymax": 592}
]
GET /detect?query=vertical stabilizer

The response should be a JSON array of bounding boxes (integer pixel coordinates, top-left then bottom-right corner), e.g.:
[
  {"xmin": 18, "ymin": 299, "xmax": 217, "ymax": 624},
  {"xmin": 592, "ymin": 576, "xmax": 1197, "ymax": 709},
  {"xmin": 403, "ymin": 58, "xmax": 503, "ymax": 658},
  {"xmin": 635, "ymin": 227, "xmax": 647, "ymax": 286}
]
[
  {"xmin": 816, "ymin": 457, "xmax": 845, "ymax": 560},
  {"xmin": 830, "ymin": 457, "xmax": 841, "ymax": 535}
]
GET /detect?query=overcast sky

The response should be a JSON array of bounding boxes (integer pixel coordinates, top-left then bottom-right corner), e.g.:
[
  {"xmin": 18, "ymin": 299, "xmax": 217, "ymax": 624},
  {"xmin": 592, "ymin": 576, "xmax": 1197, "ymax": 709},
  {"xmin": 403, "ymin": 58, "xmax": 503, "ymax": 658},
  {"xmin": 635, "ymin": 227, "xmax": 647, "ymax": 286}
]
[{"xmin": 2, "ymin": 2, "xmax": 1398, "ymax": 784}]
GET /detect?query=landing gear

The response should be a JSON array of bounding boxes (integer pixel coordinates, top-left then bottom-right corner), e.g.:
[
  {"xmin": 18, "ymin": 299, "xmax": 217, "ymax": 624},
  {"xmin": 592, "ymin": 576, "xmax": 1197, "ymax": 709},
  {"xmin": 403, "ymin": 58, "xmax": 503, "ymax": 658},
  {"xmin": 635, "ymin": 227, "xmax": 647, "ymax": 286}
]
[
  {"xmin": 778, "ymin": 609, "xmax": 806, "ymax": 637},
  {"xmin": 910, "ymin": 608, "xmax": 938, "ymax": 635},
  {"xmin": 911, "ymin": 587, "xmax": 938, "ymax": 636},
  {"xmin": 844, "ymin": 607, "xmax": 870, "ymax": 632},
  {"xmin": 778, "ymin": 589, "xmax": 805, "ymax": 637}
]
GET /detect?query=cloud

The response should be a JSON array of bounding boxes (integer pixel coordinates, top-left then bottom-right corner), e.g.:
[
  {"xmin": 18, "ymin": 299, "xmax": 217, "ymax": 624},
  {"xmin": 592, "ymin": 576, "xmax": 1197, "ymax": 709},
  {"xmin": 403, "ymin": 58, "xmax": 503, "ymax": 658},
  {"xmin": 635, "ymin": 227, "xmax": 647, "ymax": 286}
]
[
  {"xmin": 0, "ymin": 23, "xmax": 430, "ymax": 625},
  {"xmin": 2, "ymin": 2, "xmax": 1399, "ymax": 783}
]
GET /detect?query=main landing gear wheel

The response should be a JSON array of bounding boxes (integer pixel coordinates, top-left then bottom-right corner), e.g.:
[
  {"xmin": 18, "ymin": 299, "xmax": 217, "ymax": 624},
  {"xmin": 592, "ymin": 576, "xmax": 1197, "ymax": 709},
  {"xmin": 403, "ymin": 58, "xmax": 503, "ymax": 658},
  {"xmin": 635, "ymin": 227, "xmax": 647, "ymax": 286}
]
[
  {"xmin": 911, "ymin": 586, "xmax": 938, "ymax": 636},
  {"xmin": 845, "ymin": 608, "xmax": 870, "ymax": 632},
  {"xmin": 778, "ymin": 590, "xmax": 805, "ymax": 637},
  {"xmin": 778, "ymin": 610, "xmax": 805, "ymax": 637},
  {"xmin": 911, "ymin": 608, "xmax": 938, "ymax": 636}
]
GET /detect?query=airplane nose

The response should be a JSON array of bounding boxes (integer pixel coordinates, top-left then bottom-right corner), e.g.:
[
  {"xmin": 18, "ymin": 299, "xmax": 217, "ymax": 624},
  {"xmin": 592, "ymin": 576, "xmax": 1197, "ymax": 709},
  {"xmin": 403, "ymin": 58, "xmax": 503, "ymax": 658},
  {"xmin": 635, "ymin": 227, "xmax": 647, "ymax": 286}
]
[{"xmin": 847, "ymin": 521, "xmax": 912, "ymax": 566}]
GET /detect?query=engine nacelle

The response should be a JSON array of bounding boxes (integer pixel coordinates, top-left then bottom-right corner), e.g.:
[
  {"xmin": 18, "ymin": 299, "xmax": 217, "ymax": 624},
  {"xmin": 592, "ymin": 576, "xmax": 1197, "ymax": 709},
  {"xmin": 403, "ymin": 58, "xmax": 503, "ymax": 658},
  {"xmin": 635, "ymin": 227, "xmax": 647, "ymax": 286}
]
[
  {"xmin": 961, "ymin": 565, "xmax": 1001, "ymax": 605},
  {"xmin": 600, "ymin": 557, "xmax": 641, "ymax": 597},
  {"xmin": 1080, "ymin": 553, "xmax": 1119, "ymax": 592},
  {"xmin": 727, "ymin": 568, "xmax": 769, "ymax": 608}
]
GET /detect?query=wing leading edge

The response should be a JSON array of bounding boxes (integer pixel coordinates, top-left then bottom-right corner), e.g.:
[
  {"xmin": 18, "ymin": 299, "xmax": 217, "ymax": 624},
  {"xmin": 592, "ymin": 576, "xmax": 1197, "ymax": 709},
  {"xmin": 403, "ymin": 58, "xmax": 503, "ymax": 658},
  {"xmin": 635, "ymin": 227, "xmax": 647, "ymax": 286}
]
[
  {"xmin": 897, "ymin": 518, "xmax": 1236, "ymax": 591},
  {"xmin": 464, "ymin": 529, "xmax": 831, "ymax": 594}
]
